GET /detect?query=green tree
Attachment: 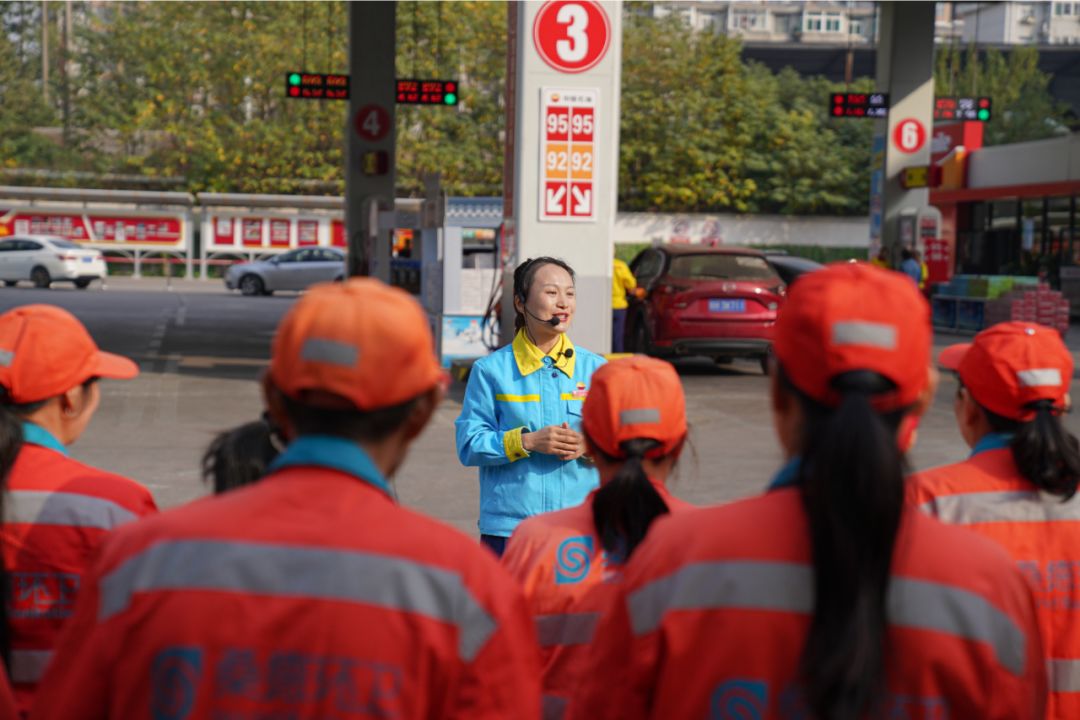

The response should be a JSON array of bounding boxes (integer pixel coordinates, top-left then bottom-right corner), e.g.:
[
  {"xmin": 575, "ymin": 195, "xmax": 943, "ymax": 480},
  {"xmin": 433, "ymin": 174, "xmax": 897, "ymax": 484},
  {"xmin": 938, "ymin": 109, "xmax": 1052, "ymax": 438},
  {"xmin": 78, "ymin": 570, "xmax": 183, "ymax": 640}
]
[
  {"xmin": 934, "ymin": 45, "xmax": 1071, "ymax": 145},
  {"xmin": 394, "ymin": 1, "xmax": 506, "ymax": 197},
  {"xmin": 72, "ymin": 2, "xmax": 350, "ymax": 193},
  {"xmin": 619, "ymin": 12, "xmax": 758, "ymax": 212},
  {"xmin": 619, "ymin": 12, "xmax": 872, "ymax": 215},
  {"xmin": 0, "ymin": 2, "xmax": 73, "ymax": 173},
  {"xmin": 742, "ymin": 68, "xmax": 874, "ymax": 215}
]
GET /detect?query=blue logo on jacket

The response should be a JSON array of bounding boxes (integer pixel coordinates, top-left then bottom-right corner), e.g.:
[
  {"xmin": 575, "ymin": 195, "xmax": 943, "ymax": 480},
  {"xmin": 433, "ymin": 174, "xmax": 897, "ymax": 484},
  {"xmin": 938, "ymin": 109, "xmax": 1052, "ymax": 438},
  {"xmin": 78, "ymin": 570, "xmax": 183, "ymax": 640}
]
[
  {"xmin": 555, "ymin": 536, "xmax": 593, "ymax": 584},
  {"xmin": 152, "ymin": 647, "xmax": 202, "ymax": 720},
  {"xmin": 710, "ymin": 679, "xmax": 768, "ymax": 719}
]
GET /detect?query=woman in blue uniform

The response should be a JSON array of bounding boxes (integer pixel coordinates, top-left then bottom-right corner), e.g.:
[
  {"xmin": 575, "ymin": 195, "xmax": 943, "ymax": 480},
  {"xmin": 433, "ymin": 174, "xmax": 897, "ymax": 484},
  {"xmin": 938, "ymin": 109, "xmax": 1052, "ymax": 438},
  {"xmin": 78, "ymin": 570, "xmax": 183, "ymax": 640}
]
[{"xmin": 456, "ymin": 257, "xmax": 606, "ymax": 556}]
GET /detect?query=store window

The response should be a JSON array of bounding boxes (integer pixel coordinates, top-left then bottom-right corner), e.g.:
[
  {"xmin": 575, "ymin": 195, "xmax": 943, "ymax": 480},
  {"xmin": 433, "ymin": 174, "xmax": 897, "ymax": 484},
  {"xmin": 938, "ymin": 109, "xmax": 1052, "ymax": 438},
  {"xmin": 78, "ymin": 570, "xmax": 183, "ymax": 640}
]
[
  {"xmin": 1046, "ymin": 195, "xmax": 1079, "ymax": 265},
  {"xmin": 733, "ymin": 10, "xmax": 764, "ymax": 29}
]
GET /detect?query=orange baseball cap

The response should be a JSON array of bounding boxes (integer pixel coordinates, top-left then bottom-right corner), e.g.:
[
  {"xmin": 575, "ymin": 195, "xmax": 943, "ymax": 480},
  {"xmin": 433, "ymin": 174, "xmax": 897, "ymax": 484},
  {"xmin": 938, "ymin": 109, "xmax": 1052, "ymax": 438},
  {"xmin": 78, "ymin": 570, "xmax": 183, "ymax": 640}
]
[
  {"xmin": 582, "ymin": 355, "xmax": 687, "ymax": 459},
  {"xmin": 270, "ymin": 278, "xmax": 445, "ymax": 411},
  {"xmin": 774, "ymin": 262, "xmax": 931, "ymax": 410},
  {"xmin": 0, "ymin": 304, "xmax": 138, "ymax": 404},
  {"xmin": 939, "ymin": 321, "xmax": 1073, "ymax": 421}
]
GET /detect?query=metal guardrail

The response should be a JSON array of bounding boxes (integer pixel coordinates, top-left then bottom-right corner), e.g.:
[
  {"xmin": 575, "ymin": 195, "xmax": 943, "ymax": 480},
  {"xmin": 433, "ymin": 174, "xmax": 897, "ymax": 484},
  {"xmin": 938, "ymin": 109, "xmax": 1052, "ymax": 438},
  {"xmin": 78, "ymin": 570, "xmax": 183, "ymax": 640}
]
[{"xmin": 0, "ymin": 185, "xmax": 195, "ymax": 207}]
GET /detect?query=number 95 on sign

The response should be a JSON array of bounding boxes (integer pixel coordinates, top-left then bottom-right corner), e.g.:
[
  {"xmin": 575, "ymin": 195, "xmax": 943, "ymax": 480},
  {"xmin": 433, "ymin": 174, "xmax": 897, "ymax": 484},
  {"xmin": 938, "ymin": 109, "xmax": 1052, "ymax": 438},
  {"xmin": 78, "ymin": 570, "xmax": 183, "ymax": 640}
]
[{"xmin": 545, "ymin": 109, "xmax": 595, "ymax": 141}]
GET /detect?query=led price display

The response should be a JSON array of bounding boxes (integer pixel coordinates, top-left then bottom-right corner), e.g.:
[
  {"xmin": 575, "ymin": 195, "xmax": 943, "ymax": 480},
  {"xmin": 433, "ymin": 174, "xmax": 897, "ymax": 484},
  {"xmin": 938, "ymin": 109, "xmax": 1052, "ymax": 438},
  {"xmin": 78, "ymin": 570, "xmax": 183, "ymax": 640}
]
[
  {"xmin": 285, "ymin": 72, "xmax": 349, "ymax": 100},
  {"xmin": 829, "ymin": 92, "xmax": 889, "ymax": 118},
  {"xmin": 395, "ymin": 79, "xmax": 459, "ymax": 106},
  {"xmin": 933, "ymin": 97, "xmax": 992, "ymax": 122}
]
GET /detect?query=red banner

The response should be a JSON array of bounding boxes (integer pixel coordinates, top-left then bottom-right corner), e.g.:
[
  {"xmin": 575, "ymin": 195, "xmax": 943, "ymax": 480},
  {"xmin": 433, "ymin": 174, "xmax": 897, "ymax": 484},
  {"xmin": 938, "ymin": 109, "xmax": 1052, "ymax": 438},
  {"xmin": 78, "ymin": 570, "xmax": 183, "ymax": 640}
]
[
  {"xmin": 331, "ymin": 220, "xmax": 346, "ymax": 248},
  {"xmin": 0, "ymin": 209, "xmax": 184, "ymax": 247}
]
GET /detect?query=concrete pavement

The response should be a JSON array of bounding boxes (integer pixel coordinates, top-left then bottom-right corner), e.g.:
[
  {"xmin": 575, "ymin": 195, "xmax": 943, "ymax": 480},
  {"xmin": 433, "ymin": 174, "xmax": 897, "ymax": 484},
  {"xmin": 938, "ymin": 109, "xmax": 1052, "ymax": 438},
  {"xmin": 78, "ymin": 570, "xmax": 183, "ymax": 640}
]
[{"xmin": 0, "ymin": 281, "xmax": 1076, "ymax": 536}]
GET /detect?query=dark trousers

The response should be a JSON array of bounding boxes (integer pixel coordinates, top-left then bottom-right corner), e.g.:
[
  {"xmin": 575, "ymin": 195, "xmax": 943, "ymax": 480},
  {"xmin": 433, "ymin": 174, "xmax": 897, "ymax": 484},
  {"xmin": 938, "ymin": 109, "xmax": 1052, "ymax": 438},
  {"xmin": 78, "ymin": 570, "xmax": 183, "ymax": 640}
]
[
  {"xmin": 612, "ymin": 308, "xmax": 628, "ymax": 353},
  {"xmin": 481, "ymin": 534, "xmax": 507, "ymax": 557}
]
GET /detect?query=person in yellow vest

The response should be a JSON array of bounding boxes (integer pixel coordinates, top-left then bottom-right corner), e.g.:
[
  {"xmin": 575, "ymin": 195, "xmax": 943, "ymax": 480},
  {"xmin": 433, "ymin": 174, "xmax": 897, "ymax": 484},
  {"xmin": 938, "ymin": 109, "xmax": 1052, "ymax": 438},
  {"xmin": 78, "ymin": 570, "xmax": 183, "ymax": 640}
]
[{"xmin": 612, "ymin": 258, "xmax": 637, "ymax": 353}]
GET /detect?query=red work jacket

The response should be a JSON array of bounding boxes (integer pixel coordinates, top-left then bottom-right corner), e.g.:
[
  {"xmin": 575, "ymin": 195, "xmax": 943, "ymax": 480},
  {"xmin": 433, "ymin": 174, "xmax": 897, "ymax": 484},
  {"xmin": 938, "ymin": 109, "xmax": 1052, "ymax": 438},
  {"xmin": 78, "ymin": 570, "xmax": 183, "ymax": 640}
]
[
  {"xmin": 569, "ymin": 487, "xmax": 1046, "ymax": 720},
  {"xmin": 31, "ymin": 436, "xmax": 542, "ymax": 720},
  {"xmin": 2, "ymin": 428, "xmax": 157, "ymax": 715},
  {"xmin": 909, "ymin": 438, "xmax": 1080, "ymax": 720},
  {"xmin": 502, "ymin": 481, "xmax": 692, "ymax": 719},
  {"xmin": 0, "ymin": 665, "xmax": 16, "ymax": 720}
]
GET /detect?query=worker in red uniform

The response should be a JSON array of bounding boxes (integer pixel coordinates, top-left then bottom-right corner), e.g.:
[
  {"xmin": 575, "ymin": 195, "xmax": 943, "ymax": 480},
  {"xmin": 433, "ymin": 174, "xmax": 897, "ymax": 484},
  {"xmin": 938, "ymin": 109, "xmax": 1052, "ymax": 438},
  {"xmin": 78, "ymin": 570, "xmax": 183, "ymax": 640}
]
[
  {"xmin": 31, "ymin": 279, "xmax": 542, "ymax": 720},
  {"xmin": 502, "ymin": 355, "xmax": 692, "ymax": 719},
  {"xmin": 0, "ymin": 305, "xmax": 156, "ymax": 715},
  {"xmin": 0, "ymin": 668, "xmax": 15, "ymax": 720},
  {"xmin": 570, "ymin": 263, "xmax": 1047, "ymax": 720},
  {"xmin": 908, "ymin": 321, "xmax": 1080, "ymax": 719}
]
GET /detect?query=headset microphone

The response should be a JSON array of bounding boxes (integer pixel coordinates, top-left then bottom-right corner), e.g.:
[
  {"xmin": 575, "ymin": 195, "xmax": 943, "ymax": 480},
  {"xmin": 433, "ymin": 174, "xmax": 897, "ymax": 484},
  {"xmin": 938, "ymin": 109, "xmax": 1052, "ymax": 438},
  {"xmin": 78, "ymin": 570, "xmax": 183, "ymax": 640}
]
[{"xmin": 524, "ymin": 304, "xmax": 563, "ymax": 328}]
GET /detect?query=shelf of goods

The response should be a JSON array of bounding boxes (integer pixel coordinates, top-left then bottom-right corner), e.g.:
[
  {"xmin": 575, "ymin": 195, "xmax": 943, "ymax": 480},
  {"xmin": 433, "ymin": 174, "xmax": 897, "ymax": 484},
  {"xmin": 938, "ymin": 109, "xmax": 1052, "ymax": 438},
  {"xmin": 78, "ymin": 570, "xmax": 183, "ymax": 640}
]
[{"xmin": 932, "ymin": 275, "xmax": 1068, "ymax": 335}]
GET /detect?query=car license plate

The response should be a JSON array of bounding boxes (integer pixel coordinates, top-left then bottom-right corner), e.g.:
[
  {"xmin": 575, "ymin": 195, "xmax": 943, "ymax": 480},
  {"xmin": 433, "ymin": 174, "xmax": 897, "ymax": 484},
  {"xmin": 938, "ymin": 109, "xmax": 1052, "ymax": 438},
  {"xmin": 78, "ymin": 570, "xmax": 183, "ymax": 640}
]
[
  {"xmin": 81, "ymin": 257, "xmax": 93, "ymax": 263},
  {"xmin": 709, "ymin": 299, "xmax": 745, "ymax": 313}
]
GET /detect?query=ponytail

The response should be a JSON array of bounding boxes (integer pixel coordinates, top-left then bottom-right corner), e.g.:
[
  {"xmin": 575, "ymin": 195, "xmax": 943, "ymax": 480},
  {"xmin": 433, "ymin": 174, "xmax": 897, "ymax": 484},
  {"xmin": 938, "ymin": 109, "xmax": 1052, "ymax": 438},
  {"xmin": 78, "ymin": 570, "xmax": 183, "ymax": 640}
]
[
  {"xmin": 784, "ymin": 368, "xmax": 907, "ymax": 720},
  {"xmin": 590, "ymin": 437, "xmax": 672, "ymax": 561},
  {"xmin": 201, "ymin": 418, "xmax": 282, "ymax": 495},
  {"xmin": 982, "ymin": 399, "xmax": 1080, "ymax": 500},
  {"xmin": 0, "ymin": 394, "xmax": 36, "ymax": 673},
  {"xmin": 0, "ymin": 404, "xmax": 22, "ymax": 486}
]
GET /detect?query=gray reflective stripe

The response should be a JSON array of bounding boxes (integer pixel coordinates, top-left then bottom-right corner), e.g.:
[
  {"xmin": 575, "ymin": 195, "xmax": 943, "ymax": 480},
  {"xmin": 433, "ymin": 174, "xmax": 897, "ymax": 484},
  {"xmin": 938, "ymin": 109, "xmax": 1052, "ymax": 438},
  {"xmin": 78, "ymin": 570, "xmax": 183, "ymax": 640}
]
[
  {"xmin": 543, "ymin": 694, "xmax": 568, "ymax": 720},
  {"xmin": 831, "ymin": 321, "xmax": 897, "ymax": 350},
  {"xmin": 620, "ymin": 408, "xmax": 660, "ymax": 426},
  {"xmin": 10, "ymin": 649, "xmax": 52, "ymax": 683},
  {"xmin": 920, "ymin": 491, "xmax": 1080, "ymax": 525},
  {"xmin": 628, "ymin": 560, "xmax": 1026, "ymax": 676},
  {"xmin": 888, "ymin": 576, "xmax": 1025, "ymax": 676},
  {"xmin": 534, "ymin": 611, "xmax": 600, "ymax": 647},
  {"xmin": 7, "ymin": 490, "xmax": 138, "ymax": 529},
  {"xmin": 1017, "ymin": 368, "xmax": 1062, "ymax": 388},
  {"xmin": 0, "ymin": 349, "xmax": 13, "ymax": 367},
  {"xmin": 99, "ymin": 539, "xmax": 497, "ymax": 662},
  {"xmin": 301, "ymin": 338, "xmax": 357, "ymax": 367},
  {"xmin": 629, "ymin": 562, "xmax": 812, "ymax": 638},
  {"xmin": 1049, "ymin": 658, "xmax": 1080, "ymax": 693}
]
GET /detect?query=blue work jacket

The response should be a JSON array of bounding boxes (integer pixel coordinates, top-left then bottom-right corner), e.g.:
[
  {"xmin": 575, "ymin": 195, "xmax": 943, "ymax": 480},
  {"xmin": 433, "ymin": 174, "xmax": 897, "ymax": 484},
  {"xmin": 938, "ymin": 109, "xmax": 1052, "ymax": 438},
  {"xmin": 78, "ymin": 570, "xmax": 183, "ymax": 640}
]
[{"xmin": 455, "ymin": 330, "xmax": 605, "ymax": 537}]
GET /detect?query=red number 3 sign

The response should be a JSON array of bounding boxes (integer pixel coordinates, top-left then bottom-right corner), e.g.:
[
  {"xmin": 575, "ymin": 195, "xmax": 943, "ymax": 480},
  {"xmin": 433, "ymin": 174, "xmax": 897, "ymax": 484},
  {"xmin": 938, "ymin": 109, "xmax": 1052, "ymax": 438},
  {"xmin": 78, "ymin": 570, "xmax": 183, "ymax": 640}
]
[{"xmin": 533, "ymin": 0, "xmax": 611, "ymax": 74}]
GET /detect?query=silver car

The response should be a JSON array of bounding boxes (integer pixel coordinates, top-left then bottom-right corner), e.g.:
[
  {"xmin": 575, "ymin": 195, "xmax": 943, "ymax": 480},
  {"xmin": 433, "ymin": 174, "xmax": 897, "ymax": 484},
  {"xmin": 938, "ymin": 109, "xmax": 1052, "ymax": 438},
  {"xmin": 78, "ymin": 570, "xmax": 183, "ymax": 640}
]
[{"xmin": 224, "ymin": 247, "xmax": 346, "ymax": 295}]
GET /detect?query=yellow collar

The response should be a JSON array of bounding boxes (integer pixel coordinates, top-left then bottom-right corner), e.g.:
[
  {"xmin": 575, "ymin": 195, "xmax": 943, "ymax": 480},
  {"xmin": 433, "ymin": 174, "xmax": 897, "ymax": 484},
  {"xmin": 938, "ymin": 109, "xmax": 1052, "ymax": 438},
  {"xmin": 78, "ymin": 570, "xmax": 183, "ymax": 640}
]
[{"xmin": 512, "ymin": 329, "xmax": 576, "ymax": 378}]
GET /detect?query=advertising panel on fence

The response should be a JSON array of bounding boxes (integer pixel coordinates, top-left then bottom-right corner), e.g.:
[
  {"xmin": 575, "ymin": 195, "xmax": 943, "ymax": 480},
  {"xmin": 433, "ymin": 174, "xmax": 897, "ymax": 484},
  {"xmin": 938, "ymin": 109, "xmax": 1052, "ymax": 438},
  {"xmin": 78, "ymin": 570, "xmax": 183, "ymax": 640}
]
[
  {"xmin": 270, "ymin": 219, "xmax": 291, "ymax": 247},
  {"xmin": 298, "ymin": 220, "xmax": 319, "ymax": 246},
  {"xmin": 204, "ymin": 214, "xmax": 345, "ymax": 254},
  {"xmin": 331, "ymin": 220, "xmax": 347, "ymax": 248},
  {"xmin": 242, "ymin": 219, "xmax": 264, "ymax": 247},
  {"xmin": 214, "ymin": 217, "xmax": 235, "ymax": 246},
  {"xmin": 0, "ymin": 208, "xmax": 187, "ymax": 248}
]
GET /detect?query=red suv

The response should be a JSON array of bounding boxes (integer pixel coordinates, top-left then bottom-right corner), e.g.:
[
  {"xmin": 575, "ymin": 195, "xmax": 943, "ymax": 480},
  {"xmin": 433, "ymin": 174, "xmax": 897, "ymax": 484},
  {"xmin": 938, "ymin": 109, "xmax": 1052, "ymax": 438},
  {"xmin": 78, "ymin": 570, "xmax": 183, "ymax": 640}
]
[{"xmin": 625, "ymin": 246, "xmax": 785, "ymax": 372}]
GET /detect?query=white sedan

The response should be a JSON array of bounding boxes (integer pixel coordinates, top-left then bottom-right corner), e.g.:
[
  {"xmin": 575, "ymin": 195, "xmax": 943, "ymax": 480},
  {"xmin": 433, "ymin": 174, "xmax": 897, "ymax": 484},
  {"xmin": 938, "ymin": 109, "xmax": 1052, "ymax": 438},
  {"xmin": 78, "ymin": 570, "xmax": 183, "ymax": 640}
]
[{"xmin": 0, "ymin": 235, "xmax": 107, "ymax": 289}]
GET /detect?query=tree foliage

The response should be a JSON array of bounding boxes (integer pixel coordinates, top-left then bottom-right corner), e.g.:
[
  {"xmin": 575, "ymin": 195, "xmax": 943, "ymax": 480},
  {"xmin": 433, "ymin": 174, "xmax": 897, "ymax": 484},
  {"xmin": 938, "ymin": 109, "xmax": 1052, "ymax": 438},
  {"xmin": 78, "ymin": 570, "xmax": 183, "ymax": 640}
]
[{"xmin": 0, "ymin": 2, "xmax": 1072, "ymax": 213}]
